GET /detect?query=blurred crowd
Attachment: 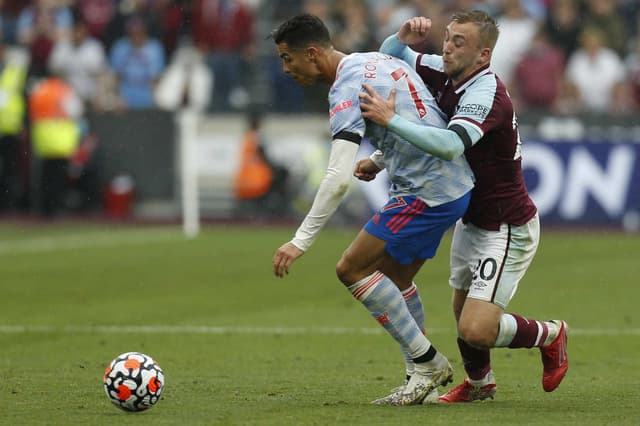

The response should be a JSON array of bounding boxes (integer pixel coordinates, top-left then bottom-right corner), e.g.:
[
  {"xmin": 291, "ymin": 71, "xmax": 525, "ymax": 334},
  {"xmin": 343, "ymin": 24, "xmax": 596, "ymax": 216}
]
[
  {"xmin": 273, "ymin": 0, "xmax": 640, "ymax": 115},
  {"xmin": 0, "ymin": 0, "xmax": 638, "ymax": 115},
  {"xmin": 0, "ymin": 0, "xmax": 639, "ymax": 218}
]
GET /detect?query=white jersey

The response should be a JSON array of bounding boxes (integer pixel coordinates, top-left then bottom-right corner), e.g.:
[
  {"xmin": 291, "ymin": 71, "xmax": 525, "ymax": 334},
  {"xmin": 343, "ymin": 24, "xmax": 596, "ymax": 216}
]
[{"xmin": 329, "ymin": 52, "xmax": 474, "ymax": 206}]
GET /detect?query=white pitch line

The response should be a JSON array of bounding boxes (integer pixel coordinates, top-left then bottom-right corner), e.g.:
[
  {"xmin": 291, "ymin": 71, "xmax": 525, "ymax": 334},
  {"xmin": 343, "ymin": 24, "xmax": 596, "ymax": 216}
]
[
  {"xmin": 0, "ymin": 230, "xmax": 183, "ymax": 255},
  {"xmin": 0, "ymin": 325, "xmax": 639, "ymax": 336}
]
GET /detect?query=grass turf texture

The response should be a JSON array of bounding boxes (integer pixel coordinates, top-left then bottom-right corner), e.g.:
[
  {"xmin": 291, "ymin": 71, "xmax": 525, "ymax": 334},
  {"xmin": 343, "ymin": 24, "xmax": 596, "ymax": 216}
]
[{"xmin": 0, "ymin": 223, "xmax": 638, "ymax": 425}]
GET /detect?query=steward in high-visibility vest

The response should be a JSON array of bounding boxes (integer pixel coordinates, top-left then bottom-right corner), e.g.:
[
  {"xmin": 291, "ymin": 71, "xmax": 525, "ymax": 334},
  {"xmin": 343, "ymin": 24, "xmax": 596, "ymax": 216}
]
[
  {"xmin": 28, "ymin": 78, "xmax": 83, "ymax": 158},
  {"xmin": 0, "ymin": 62, "xmax": 27, "ymax": 136},
  {"xmin": 234, "ymin": 127, "xmax": 274, "ymax": 200},
  {"xmin": 0, "ymin": 45, "xmax": 29, "ymax": 211}
]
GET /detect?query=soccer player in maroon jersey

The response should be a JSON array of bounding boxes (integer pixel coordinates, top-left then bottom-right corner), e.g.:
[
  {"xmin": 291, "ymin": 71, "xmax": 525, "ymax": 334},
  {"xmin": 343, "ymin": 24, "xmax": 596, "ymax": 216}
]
[{"xmin": 358, "ymin": 11, "xmax": 568, "ymax": 402}]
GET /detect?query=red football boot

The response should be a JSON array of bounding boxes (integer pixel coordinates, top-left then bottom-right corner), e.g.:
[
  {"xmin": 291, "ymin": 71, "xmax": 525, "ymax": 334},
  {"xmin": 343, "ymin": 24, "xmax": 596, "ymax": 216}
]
[
  {"xmin": 438, "ymin": 377, "xmax": 496, "ymax": 403},
  {"xmin": 540, "ymin": 320, "xmax": 568, "ymax": 392}
]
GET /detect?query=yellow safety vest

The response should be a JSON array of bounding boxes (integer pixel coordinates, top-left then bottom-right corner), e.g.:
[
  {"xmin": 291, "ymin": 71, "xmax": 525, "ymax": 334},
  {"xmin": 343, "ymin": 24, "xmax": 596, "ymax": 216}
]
[
  {"xmin": 32, "ymin": 120, "xmax": 79, "ymax": 158},
  {"xmin": 0, "ymin": 64, "xmax": 26, "ymax": 135}
]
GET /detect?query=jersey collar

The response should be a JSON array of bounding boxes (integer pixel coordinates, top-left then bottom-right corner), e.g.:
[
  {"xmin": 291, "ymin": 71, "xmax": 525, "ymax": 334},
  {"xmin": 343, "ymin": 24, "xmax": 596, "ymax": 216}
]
[{"xmin": 452, "ymin": 63, "xmax": 492, "ymax": 94}]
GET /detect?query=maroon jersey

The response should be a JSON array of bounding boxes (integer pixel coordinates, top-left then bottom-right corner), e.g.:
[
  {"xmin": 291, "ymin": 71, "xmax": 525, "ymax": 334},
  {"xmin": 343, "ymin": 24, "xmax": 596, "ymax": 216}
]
[{"xmin": 415, "ymin": 56, "xmax": 537, "ymax": 231}]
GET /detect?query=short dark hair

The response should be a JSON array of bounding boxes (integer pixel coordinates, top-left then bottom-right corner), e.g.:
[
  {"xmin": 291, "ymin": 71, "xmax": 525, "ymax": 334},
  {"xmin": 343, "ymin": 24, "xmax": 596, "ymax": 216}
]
[
  {"xmin": 451, "ymin": 10, "xmax": 499, "ymax": 49},
  {"xmin": 271, "ymin": 14, "xmax": 331, "ymax": 49}
]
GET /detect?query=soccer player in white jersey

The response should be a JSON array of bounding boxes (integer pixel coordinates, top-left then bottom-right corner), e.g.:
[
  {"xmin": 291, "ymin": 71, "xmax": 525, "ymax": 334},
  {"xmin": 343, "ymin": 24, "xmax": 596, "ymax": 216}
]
[
  {"xmin": 358, "ymin": 11, "xmax": 568, "ymax": 402},
  {"xmin": 270, "ymin": 14, "xmax": 475, "ymax": 405}
]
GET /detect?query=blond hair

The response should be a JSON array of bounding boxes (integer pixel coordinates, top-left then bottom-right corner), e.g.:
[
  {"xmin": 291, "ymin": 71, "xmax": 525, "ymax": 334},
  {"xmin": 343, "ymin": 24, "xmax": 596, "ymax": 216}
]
[{"xmin": 451, "ymin": 10, "xmax": 499, "ymax": 49}]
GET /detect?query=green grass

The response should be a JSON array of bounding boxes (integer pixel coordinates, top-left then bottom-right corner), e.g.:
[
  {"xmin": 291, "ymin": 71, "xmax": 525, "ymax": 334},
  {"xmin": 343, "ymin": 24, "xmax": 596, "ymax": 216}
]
[{"xmin": 0, "ymin": 223, "xmax": 639, "ymax": 425}]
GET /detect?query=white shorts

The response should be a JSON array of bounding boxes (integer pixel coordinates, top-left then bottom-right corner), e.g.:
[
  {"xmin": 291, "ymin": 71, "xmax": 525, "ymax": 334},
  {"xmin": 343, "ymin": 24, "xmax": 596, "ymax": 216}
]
[{"xmin": 448, "ymin": 214, "xmax": 540, "ymax": 309}]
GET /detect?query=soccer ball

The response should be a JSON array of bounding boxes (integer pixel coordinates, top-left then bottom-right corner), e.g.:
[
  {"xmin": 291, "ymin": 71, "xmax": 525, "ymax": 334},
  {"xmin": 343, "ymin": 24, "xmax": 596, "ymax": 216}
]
[{"xmin": 103, "ymin": 352, "xmax": 165, "ymax": 412}]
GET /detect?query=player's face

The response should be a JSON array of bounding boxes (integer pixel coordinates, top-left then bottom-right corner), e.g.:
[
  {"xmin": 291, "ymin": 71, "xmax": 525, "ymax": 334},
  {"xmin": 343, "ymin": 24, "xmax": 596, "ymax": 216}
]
[
  {"xmin": 442, "ymin": 22, "xmax": 485, "ymax": 84},
  {"xmin": 277, "ymin": 43, "xmax": 320, "ymax": 87}
]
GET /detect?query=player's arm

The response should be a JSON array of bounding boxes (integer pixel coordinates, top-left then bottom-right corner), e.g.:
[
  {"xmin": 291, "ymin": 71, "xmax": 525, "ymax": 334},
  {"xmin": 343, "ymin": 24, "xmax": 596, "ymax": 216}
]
[
  {"xmin": 379, "ymin": 34, "xmax": 419, "ymax": 67},
  {"xmin": 291, "ymin": 137, "xmax": 358, "ymax": 250},
  {"xmin": 359, "ymin": 83, "xmax": 481, "ymax": 160},
  {"xmin": 388, "ymin": 114, "xmax": 475, "ymax": 160},
  {"xmin": 272, "ymin": 137, "xmax": 359, "ymax": 278},
  {"xmin": 379, "ymin": 17, "xmax": 431, "ymax": 66}
]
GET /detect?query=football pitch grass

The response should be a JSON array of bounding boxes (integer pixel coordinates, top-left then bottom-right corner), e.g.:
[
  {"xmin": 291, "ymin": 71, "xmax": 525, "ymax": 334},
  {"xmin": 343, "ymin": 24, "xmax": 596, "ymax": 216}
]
[{"xmin": 0, "ymin": 222, "xmax": 638, "ymax": 425}]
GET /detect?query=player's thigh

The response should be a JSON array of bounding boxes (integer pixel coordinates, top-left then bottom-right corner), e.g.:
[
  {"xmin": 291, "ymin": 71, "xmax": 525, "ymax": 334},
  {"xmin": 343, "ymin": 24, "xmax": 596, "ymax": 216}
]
[
  {"xmin": 451, "ymin": 288, "xmax": 468, "ymax": 322},
  {"xmin": 337, "ymin": 229, "xmax": 425, "ymax": 289},
  {"xmin": 449, "ymin": 220, "xmax": 474, "ymax": 292},
  {"xmin": 452, "ymin": 215, "xmax": 539, "ymax": 309},
  {"xmin": 367, "ymin": 195, "xmax": 466, "ymax": 266},
  {"xmin": 336, "ymin": 228, "xmax": 388, "ymax": 284}
]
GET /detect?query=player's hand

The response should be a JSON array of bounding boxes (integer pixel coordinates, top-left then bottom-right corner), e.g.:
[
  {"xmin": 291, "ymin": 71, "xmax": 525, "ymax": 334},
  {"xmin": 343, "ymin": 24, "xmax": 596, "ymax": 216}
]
[
  {"xmin": 397, "ymin": 17, "xmax": 432, "ymax": 45},
  {"xmin": 359, "ymin": 83, "xmax": 396, "ymax": 127},
  {"xmin": 272, "ymin": 242, "xmax": 304, "ymax": 278},
  {"xmin": 354, "ymin": 158, "xmax": 381, "ymax": 181}
]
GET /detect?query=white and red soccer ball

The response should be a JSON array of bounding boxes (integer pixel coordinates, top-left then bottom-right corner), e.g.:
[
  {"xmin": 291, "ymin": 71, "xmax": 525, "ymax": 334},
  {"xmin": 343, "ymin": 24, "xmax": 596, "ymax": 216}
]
[{"xmin": 103, "ymin": 352, "xmax": 165, "ymax": 412}]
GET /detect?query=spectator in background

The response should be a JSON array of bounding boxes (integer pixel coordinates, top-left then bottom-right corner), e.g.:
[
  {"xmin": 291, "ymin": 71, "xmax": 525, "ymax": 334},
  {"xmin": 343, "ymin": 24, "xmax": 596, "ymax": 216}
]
[
  {"xmin": 0, "ymin": 0, "xmax": 31, "ymax": 44},
  {"xmin": 29, "ymin": 77, "xmax": 83, "ymax": 217},
  {"xmin": 512, "ymin": 27, "xmax": 565, "ymax": 113},
  {"xmin": 332, "ymin": 0, "xmax": 376, "ymax": 53},
  {"xmin": 543, "ymin": 0, "xmax": 581, "ymax": 59},
  {"xmin": 148, "ymin": 0, "xmax": 188, "ymax": 59},
  {"xmin": 241, "ymin": 112, "xmax": 291, "ymax": 218},
  {"xmin": 49, "ymin": 11, "xmax": 107, "ymax": 212},
  {"xmin": 564, "ymin": 27, "xmax": 626, "ymax": 114},
  {"xmin": 48, "ymin": 11, "xmax": 107, "ymax": 109},
  {"xmin": 582, "ymin": 0, "xmax": 628, "ymax": 58},
  {"xmin": 76, "ymin": 0, "xmax": 116, "ymax": 44},
  {"xmin": 233, "ymin": 112, "xmax": 274, "ymax": 217},
  {"xmin": 16, "ymin": 0, "xmax": 73, "ymax": 78},
  {"xmin": 191, "ymin": 0, "xmax": 255, "ymax": 111},
  {"xmin": 0, "ymin": 37, "xmax": 29, "ymax": 212},
  {"xmin": 154, "ymin": 42, "xmax": 213, "ymax": 112},
  {"xmin": 104, "ymin": 0, "xmax": 187, "ymax": 58},
  {"xmin": 102, "ymin": 0, "xmax": 161, "ymax": 52},
  {"xmin": 109, "ymin": 15, "xmax": 165, "ymax": 109},
  {"xmin": 490, "ymin": 0, "xmax": 537, "ymax": 88}
]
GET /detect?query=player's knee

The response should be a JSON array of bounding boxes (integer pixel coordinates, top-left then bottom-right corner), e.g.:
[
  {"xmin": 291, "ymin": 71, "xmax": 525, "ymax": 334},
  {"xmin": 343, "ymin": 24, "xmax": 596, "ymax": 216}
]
[
  {"xmin": 335, "ymin": 257, "xmax": 354, "ymax": 286},
  {"xmin": 458, "ymin": 321, "xmax": 497, "ymax": 348}
]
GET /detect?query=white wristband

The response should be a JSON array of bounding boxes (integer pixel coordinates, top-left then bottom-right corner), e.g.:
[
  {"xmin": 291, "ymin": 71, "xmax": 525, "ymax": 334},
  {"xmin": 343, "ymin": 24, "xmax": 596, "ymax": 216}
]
[{"xmin": 369, "ymin": 149, "xmax": 385, "ymax": 169}]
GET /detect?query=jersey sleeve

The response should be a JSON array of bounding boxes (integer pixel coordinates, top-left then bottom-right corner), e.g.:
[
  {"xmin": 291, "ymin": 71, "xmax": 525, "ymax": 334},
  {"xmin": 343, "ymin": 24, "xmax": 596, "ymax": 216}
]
[
  {"xmin": 290, "ymin": 139, "xmax": 359, "ymax": 251},
  {"xmin": 328, "ymin": 59, "xmax": 365, "ymax": 144},
  {"xmin": 448, "ymin": 74, "xmax": 506, "ymax": 148}
]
